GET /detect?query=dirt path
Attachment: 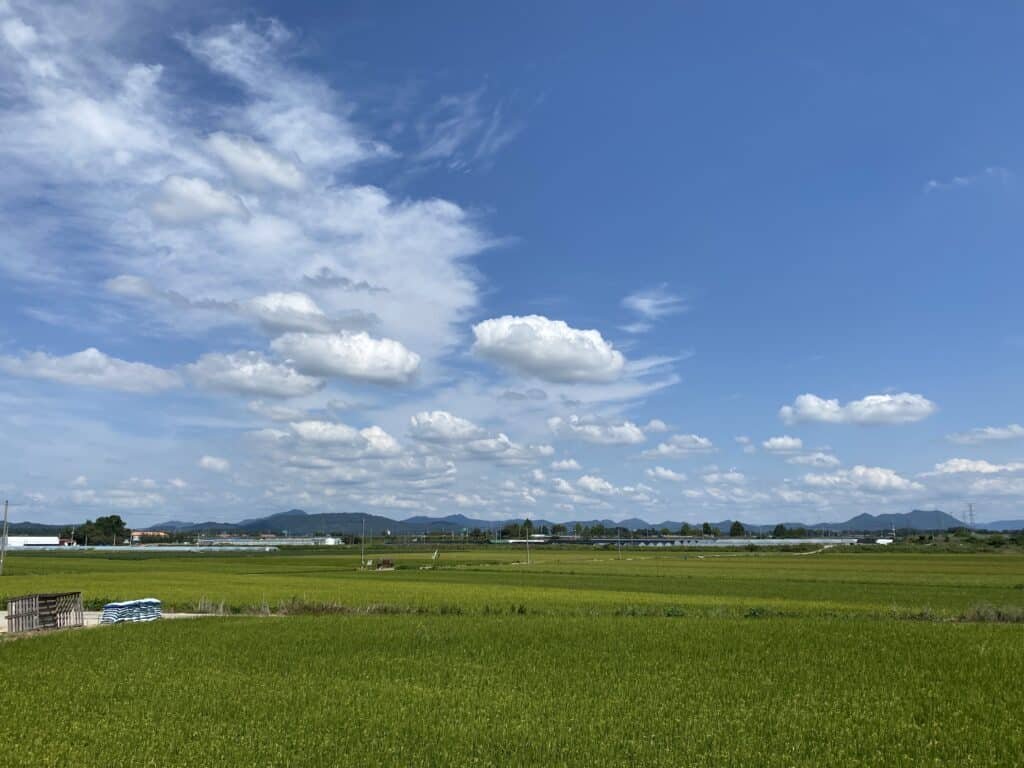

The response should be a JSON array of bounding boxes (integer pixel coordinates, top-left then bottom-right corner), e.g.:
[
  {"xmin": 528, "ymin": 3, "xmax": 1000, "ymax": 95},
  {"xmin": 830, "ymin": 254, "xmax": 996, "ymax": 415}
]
[
  {"xmin": 0, "ymin": 610, "xmax": 202, "ymax": 634},
  {"xmin": 792, "ymin": 544, "xmax": 835, "ymax": 556}
]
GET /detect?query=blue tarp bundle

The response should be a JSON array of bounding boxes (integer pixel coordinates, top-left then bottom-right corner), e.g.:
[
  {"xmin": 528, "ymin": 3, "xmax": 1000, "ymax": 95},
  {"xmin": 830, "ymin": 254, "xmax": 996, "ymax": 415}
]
[{"xmin": 100, "ymin": 598, "xmax": 162, "ymax": 624}]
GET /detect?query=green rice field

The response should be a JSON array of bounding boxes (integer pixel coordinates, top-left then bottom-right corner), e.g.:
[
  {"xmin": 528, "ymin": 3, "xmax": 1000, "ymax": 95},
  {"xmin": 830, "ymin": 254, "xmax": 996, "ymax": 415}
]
[{"xmin": 2, "ymin": 547, "xmax": 1023, "ymax": 766}]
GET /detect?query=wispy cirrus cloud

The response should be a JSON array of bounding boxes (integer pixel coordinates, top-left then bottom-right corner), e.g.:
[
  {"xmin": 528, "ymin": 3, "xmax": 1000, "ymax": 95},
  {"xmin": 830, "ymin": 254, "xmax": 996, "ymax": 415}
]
[
  {"xmin": 0, "ymin": 348, "xmax": 181, "ymax": 393},
  {"xmin": 946, "ymin": 424, "xmax": 1024, "ymax": 445},
  {"xmin": 621, "ymin": 285, "xmax": 687, "ymax": 333},
  {"xmin": 923, "ymin": 166, "xmax": 1011, "ymax": 193},
  {"xmin": 0, "ymin": 6, "xmax": 493, "ymax": 367},
  {"xmin": 416, "ymin": 88, "xmax": 522, "ymax": 171}
]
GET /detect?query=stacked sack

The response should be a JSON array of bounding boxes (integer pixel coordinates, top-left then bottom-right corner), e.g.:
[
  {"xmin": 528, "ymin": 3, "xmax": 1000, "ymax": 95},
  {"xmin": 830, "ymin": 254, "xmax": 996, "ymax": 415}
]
[{"xmin": 100, "ymin": 598, "xmax": 163, "ymax": 624}]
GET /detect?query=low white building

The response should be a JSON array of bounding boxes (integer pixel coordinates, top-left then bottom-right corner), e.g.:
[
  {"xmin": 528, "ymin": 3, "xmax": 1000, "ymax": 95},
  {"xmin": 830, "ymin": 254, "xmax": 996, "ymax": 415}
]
[
  {"xmin": 2, "ymin": 535, "xmax": 61, "ymax": 548},
  {"xmin": 195, "ymin": 536, "xmax": 340, "ymax": 547}
]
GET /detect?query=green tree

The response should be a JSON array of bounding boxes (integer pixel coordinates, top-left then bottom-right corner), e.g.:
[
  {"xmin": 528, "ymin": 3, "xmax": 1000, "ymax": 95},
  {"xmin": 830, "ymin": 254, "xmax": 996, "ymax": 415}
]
[
  {"xmin": 679, "ymin": 523, "xmax": 694, "ymax": 536},
  {"xmin": 701, "ymin": 522, "xmax": 712, "ymax": 536},
  {"xmin": 75, "ymin": 515, "xmax": 130, "ymax": 546},
  {"xmin": 772, "ymin": 523, "xmax": 787, "ymax": 538},
  {"xmin": 729, "ymin": 521, "xmax": 745, "ymax": 537}
]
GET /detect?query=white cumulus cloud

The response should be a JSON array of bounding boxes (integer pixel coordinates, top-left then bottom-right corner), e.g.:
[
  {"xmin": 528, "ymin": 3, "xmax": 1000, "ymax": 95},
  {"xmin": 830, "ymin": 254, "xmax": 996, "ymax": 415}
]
[
  {"xmin": 452, "ymin": 493, "xmax": 494, "ymax": 509},
  {"xmin": 803, "ymin": 465, "xmax": 922, "ymax": 493},
  {"xmin": 762, "ymin": 435, "xmax": 803, "ymax": 453},
  {"xmin": 289, "ymin": 420, "xmax": 358, "ymax": 444},
  {"xmin": 357, "ymin": 425, "xmax": 403, "ymax": 457},
  {"xmin": 289, "ymin": 420, "xmax": 401, "ymax": 457},
  {"xmin": 472, "ymin": 315, "xmax": 625, "ymax": 382},
  {"xmin": 551, "ymin": 458, "xmax": 581, "ymax": 471},
  {"xmin": 927, "ymin": 458, "xmax": 1024, "ymax": 475},
  {"xmin": 272, "ymin": 331, "xmax": 420, "ymax": 384},
  {"xmin": 703, "ymin": 469, "xmax": 745, "ymax": 485},
  {"xmin": 577, "ymin": 474, "xmax": 617, "ymax": 496},
  {"xmin": 780, "ymin": 393, "xmax": 936, "ymax": 425},
  {"xmin": 245, "ymin": 292, "xmax": 330, "ymax": 333},
  {"xmin": 187, "ymin": 351, "xmax": 323, "ymax": 397},
  {"xmin": 409, "ymin": 410, "xmax": 485, "ymax": 443},
  {"xmin": 642, "ymin": 433, "xmax": 714, "ymax": 458},
  {"xmin": 464, "ymin": 433, "xmax": 535, "ymax": 464},
  {"xmin": 646, "ymin": 466, "xmax": 686, "ymax": 482},
  {"xmin": 199, "ymin": 455, "xmax": 230, "ymax": 473},
  {"xmin": 548, "ymin": 414, "xmax": 646, "ymax": 445}
]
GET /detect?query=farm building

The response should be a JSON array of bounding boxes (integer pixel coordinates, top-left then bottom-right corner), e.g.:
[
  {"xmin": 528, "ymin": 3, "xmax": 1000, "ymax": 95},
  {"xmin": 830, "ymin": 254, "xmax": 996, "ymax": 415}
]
[
  {"xmin": 2, "ymin": 535, "xmax": 61, "ymax": 548},
  {"xmin": 196, "ymin": 536, "xmax": 340, "ymax": 547}
]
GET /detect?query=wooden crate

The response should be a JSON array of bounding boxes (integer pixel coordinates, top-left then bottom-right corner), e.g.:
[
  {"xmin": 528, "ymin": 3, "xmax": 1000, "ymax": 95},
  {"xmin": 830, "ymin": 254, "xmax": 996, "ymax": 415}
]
[{"xmin": 5, "ymin": 592, "xmax": 84, "ymax": 634}]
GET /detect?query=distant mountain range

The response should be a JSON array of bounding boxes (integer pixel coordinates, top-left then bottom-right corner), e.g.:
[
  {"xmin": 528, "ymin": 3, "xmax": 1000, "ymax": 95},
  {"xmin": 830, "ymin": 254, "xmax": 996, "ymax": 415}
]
[
  {"xmin": 140, "ymin": 508, "xmax": 1018, "ymax": 534},
  {"xmin": 7, "ymin": 509, "xmax": 1023, "ymax": 537}
]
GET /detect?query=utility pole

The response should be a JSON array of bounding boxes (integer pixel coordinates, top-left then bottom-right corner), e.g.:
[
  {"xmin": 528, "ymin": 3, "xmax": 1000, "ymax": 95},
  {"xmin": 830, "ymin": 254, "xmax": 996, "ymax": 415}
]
[
  {"xmin": 0, "ymin": 499, "xmax": 9, "ymax": 576},
  {"xmin": 966, "ymin": 503, "xmax": 976, "ymax": 530},
  {"xmin": 360, "ymin": 517, "xmax": 366, "ymax": 569}
]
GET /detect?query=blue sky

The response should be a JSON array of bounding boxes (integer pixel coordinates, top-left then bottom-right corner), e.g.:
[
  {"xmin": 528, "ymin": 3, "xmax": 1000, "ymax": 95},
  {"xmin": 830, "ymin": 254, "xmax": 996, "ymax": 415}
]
[{"xmin": 2, "ymin": 0, "xmax": 1023, "ymax": 526}]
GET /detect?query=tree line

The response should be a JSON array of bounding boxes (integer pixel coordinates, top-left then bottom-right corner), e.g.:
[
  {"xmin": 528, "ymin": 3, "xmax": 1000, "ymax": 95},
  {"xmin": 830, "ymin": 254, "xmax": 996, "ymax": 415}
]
[{"xmin": 496, "ymin": 520, "xmax": 753, "ymax": 538}]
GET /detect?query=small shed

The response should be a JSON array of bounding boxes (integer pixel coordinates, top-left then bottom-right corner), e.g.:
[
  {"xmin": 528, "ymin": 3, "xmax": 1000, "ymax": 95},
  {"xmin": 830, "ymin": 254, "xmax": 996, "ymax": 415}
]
[{"xmin": 5, "ymin": 592, "xmax": 84, "ymax": 634}]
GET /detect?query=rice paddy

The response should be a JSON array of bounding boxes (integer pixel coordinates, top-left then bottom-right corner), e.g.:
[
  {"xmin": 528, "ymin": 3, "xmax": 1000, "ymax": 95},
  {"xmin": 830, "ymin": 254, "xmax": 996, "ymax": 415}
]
[{"xmin": 1, "ymin": 547, "xmax": 1022, "ymax": 766}]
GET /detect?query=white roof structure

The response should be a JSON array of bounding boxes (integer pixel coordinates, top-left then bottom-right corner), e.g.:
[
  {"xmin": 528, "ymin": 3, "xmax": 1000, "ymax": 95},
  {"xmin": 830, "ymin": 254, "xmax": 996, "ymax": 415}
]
[{"xmin": 2, "ymin": 536, "xmax": 61, "ymax": 548}]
